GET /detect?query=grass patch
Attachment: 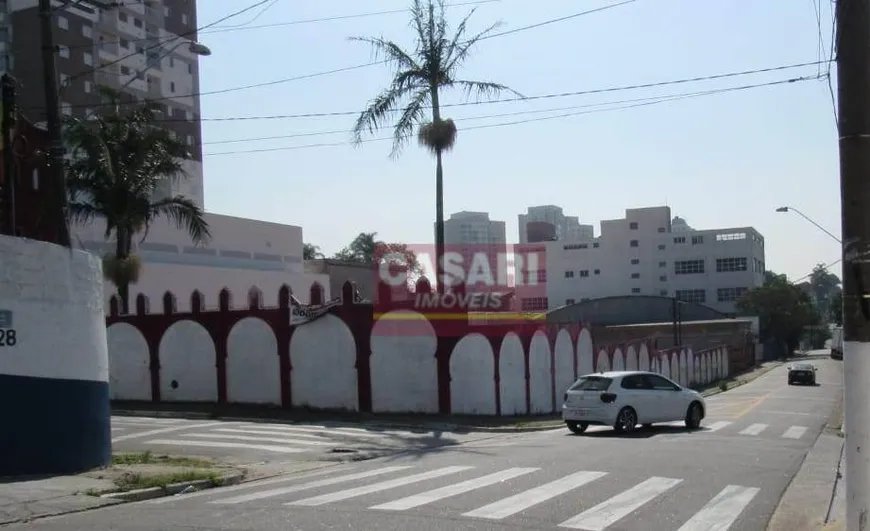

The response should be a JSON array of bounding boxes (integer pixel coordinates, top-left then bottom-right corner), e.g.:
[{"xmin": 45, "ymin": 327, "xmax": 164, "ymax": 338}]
[
  {"xmin": 112, "ymin": 451, "xmax": 213, "ymax": 468},
  {"xmin": 112, "ymin": 469, "xmax": 222, "ymax": 492}
]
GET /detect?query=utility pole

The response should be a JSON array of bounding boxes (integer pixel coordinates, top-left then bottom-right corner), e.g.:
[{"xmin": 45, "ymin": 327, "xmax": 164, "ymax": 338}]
[
  {"xmin": 38, "ymin": 0, "xmax": 70, "ymax": 247},
  {"xmin": 835, "ymin": 0, "xmax": 870, "ymax": 528},
  {"xmin": 1, "ymin": 74, "xmax": 16, "ymax": 236}
]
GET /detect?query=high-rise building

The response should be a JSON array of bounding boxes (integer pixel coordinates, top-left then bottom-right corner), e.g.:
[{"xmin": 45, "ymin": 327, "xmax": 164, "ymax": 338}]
[
  {"xmin": 518, "ymin": 205, "xmax": 594, "ymax": 243},
  {"xmin": 440, "ymin": 211, "xmax": 508, "ymax": 291},
  {"xmin": 3, "ymin": 0, "xmax": 206, "ymax": 207}
]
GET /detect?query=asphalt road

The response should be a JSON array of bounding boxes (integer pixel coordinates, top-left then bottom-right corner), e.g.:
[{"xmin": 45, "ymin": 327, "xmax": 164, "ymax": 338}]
[{"xmin": 12, "ymin": 355, "xmax": 842, "ymax": 531}]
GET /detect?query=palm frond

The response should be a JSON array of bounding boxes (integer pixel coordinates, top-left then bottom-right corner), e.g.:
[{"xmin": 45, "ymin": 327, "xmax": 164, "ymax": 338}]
[
  {"xmin": 348, "ymin": 36, "xmax": 420, "ymax": 71},
  {"xmin": 451, "ymin": 79, "xmax": 524, "ymax": 101},
  {"xmin": 442, "ymin": 19, "xmax": 503, "ymax": 74},
  {"xmin": 351, "ymin": 86, "xmax": 407, "ymax": 144},
  {"xmin": 390, "ymin": 90, "xmax": 430, "ymax": 158},
  {"xmin": 148, "ymin": 196, "xmax": 211, "ymax": 245}
]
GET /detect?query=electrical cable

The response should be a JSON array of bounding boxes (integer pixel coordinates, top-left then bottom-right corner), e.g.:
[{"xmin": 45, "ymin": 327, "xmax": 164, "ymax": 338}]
[
  {"xmin": 142, "ymin": 60, "xmax": 824, "ymax": 123},
  {"xmin": 208, "ymin": 0, "xmax": 281, "ymax": 30},
  {"xmin": 201, "ymin": 75, "xmax": 816, "ymax": 156},
  {"xmin": 49, "ymin": 0, "xmax": 643, "ymax": 111},
  {"xmin": 63, "ymin": 0, "xmax": 275, "ymax": 84},
  {"xmin": 793, "ymin": 258, "xmax": 842, "ymax": 284}
]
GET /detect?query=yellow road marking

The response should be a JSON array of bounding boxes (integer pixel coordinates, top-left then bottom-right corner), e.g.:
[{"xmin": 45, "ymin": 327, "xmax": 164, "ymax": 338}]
[{"xmin": 732, "ymin": 389, "xmax": 778, "ymax": 419}]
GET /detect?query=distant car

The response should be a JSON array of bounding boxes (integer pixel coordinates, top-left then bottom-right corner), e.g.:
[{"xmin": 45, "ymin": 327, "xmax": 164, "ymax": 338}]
[
  {"xmin": 561, "ymin": 371, "xmax": 706, "ymax": 435},
  {"xmin": 787, "ymin": 363, "xmax": 818, "ymax": 385},
  {"xmin": 831, "ymin": 327, "xmax": 844, "ymax": 360}
]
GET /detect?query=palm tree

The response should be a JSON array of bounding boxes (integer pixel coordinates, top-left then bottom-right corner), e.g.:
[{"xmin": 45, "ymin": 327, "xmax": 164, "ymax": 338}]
[
  {"xmin": 350, "ymin": 0, "xmax": 520, "ymax": 292},
  {"xmin": 64, "ymin": 89, "xmax": 211, "ymax": 314}
]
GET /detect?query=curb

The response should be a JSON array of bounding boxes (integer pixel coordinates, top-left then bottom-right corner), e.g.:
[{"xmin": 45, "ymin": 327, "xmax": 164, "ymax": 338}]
[
  {"xmin": 112, "ymin": 410, "xmax": 564, "ymax": 433},
  {"xmin": 99, "ymin": 471, "xmax": 245, "ymax": 502}
]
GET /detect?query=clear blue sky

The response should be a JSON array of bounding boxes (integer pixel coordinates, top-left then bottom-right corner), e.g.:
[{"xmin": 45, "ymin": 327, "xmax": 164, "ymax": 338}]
[{"xmin": 196, "ymin": 0, "xmax": 840, "ymax": 283}]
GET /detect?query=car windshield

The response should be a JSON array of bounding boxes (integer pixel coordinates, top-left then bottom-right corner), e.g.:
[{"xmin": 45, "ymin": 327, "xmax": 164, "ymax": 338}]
[
  {"xmin": 793, "ymin": 364, "xmax": 813, "ymax": 370},
  {"xmin": 569, "ymin": 376, "xmax": 613, "ymax": 391}
]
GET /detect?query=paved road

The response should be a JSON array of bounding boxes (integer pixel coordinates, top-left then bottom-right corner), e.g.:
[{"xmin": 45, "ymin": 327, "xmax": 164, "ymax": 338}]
[
  {"xmin": 111, "ymin": 416, "xmax": 498, "ymax": 464},
  {"xmin": 12, "ymin": 355, "xmax": 842, "ymax": 531}
]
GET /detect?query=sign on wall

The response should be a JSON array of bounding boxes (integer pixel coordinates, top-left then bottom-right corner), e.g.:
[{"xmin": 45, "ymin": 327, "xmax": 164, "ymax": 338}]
[{"xmin": 0, "ymin": 309, "xmax": 16, "ymax": 347}]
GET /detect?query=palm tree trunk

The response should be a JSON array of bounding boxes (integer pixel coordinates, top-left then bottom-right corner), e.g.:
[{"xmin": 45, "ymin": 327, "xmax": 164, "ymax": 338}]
[
  {"xmin": 435, "ymin": 148, "xmax": 445, "ymax": 294},
  {"xmin": 116, "ymin": 230, "xmax": 130, "ymax": 314}
]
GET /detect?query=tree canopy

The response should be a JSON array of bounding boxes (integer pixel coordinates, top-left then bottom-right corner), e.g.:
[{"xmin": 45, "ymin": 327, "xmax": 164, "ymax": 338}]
[{"xmin": 737, "ymin": 270, "xmax": 819, "ymax": 355}]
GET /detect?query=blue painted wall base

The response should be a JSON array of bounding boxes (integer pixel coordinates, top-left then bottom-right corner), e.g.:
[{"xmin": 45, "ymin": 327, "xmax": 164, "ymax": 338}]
[{"xmin": 0, "ymin": 373, "xmax": 111, "ymax": 476}]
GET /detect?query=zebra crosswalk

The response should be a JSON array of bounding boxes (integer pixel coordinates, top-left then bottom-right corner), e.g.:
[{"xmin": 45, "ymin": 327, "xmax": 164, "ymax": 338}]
[{"xmin": 147, "ymin": 462, "xmax": 763, "ymax": 529}]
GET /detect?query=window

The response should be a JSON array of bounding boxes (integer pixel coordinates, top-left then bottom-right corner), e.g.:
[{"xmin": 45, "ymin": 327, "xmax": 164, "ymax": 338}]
[
  {"xmin": 187, "ymin": 134, "xmax": 194, "ymax": 146},
  {"xmin": 163, "ymin": 6, "xmax": 169, "ymax": 16},
  {"xmin": 59, "ymin": 73, "xmax": 69, "ymax": 85},
  {"xmin": 570, "ymin": 376, "xmax": 612, "ymax": 391},
  {"xmin": 170, "ymin": 81, "xmax": 175, "ymax": 92},
  {"xmin": 566, "ymin": 298, "xmax": 575, "ymax": 305},
  {"xmin": 674, "ymin": 260, "xmax": 705, "ymax": 275},
  {"xmin": 676, "ymin": 289, "xmax": 706, "ymax": 303},
  {"xmin": 631, "ymin": 288, "xmax": 641, "ymax": 294},
  {"xmin": 83, "ymin": 52, "xmax": 92, "ymax": 65},
  {"xmin": 133, "ymin": 18, "xmax": 143, "ymax": 28},
  {"xmin": 620, "ymin": 375, "xmax": 649, "ymax": 390},
  {"xmin": 658, "ymin": 261, "xmax": 667, "ymax": 268},
  {"xmin": 564, "ymin": 243, "xmax": 588, "ymax": 250},
  {"xmin": 674, "ymin": 236, "xmax": 686, "ymax": 244},
  {"xmin": 630, "ymin": 240, "xmax": 639, "ymax": 247},
  {"xmin": 660, "ymin": 290, "xmax": 668, "ymax": 296},
  {"xmin": 61, "ymin": 102, "xmax": 71, "ymax": 115},
  {"xmin": 82, "ymin": 25, "xmax": 92, "ymax": 38},
  {"xmin": 188, "ymin": 63, "xmax": 192, "ymax": 74},
  {"xmin": 716, "ymin": 257, "xmax": 748, "ymax": 272},
  {"xmin": 717, "ymin": 287, "xmax": 749, "ymax": 302},
  {"xmin": 521, "ymin": 297, "xmax": 548, "ymax": 311},
  {"xmin": 658, "ymin": 227, "xmax": 666, "ymax": 233},
  {"xmin": 716, "ymin": 232, "xmax": 747, "ymax": 242},
  {"xmin": 119, "ymin": 12, "xmax": 128, "ymax": 22},
  {"xmin": 120, "ymin": 38, "xmax": 129, "ymax": 48},
  {"xmin": 629, "ymin": 221, "xmax": 638, "ymax": 230},
  {"xmin": 630, "ymin": 258, "xmax": 640, "ymax": 265},
  {"xmin": 645, "ymin": 374, "xmax": 679, "ymax": 391},
  {"xmin": 657, "ymin": 244, "xmax": 666, "ymax": 250},
  {"xmin": 120, "ymin": 65, "xmax": 130, "ymax": 75},
  {"xmin": 169, "ymin": 56, "xmax": 174, "ymax": 67},
  {"xmin": 58, "ymin": 16, "xmax": 68, "ymax": 29},
  {"xmin": 579, "ymin": 270, "xmax": 590, "ymax": 277},
  {"xmin": 659, "ymin": 275, "xmax": 667, "ymax": 281},
  {"xmin": 58, "ymin": 45, "xmax": 69, "ymax": 58},
  {"xmin": 565, "ymin": 270, "xmax": 575, "ymax": 278},
  {"xmin": 593, "ymin": 269, "xmax": 600, "ymax": 275},
  {"xmin": 631, "ymin": 273, "xmax": 640, "ymax": 279},
  {"xmin": 692, "ymin": 235, "xmax": 704, "ymax": 245},
  {"xmin": 536, "ymin": 270, "xmax": 546, "ymax": 283},
  {"xmin": 182, "ymin": 13, "xmax": 188, "ymax": 24},
  {"xmin": 592, "ymin": 242, "xmax": 600, "ymax": 248}
]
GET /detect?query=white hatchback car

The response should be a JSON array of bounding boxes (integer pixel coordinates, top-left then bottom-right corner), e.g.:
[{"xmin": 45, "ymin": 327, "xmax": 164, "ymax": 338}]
[{"xmin": 561, "ymin": 371, "xmax": 706, "ymax": 435}]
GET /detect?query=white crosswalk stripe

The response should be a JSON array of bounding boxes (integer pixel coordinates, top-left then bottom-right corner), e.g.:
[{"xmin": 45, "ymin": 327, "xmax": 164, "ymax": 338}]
[
  {"xmin": 145, "ymin": 439, "xmax": 309, "ymax": 453},
  {"xmin": 559, "ymin": 477, "xmax": 682, "ymax": 530},
  {"xmin": 676, "ymin": 485, "xmax": 760, "ymax": 531},
  {"xmin": 169, "ymin": 463, "xmax": 762, "ymax": 529},
  {"xmin": 738, "ymin": 423, "xmax": 768, "ymax": 436},
  {"xmin": 782, "ymin": 426, "xmax": 808, "ymax": 439},
  {"xmin": 705, "ymin": 421, "xmax": 732, "ymax": 432},
  {"xmin": 287, "ymin": 466, "xmax": 472, "ymax": 506}
]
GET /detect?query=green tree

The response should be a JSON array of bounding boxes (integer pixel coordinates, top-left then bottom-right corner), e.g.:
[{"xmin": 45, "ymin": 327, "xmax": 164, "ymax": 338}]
[
  {"xmin": 303, "ymin": 243, "xmax": 324, "ymax": 260},
  {"xmin": 349, "ymin": 0, "xmax": 521, "ymax": 292},
  {"xmin": 808, "ymin": 263, "xmax": 841, "ymax": 320},
  {"xmin": 737, "ymin": 271, "xmax": 819, "ymax": 355},
  {"xmin": 64, "ymin": 90, "xmax": 210, "ymax": 314},
  {"xmin": 333, "ymin": 232, "xmax": 423, "ymax": 277}
]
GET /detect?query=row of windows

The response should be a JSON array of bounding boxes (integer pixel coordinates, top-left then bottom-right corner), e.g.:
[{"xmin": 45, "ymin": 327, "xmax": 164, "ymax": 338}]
[
  {"xmin": 673, "ymin": 235, "xmax": 705, "ymax": 245},
  {"xmin": 673, "ymin": 257, "xmax": 752, "ymax": 275},
  {"xmin": 564, "ymin": 269, "xmax": 601, "ymax": 278}
]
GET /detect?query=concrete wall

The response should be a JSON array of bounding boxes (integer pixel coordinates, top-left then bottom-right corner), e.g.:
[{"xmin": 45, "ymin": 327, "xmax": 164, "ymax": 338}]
[
  {"xmin": 0, "ymin": 235, "xmax": 111, "ymax": 475},
  {"xmin": 106, "ymin": 282, "xmax": 738, "ymax": 415}
]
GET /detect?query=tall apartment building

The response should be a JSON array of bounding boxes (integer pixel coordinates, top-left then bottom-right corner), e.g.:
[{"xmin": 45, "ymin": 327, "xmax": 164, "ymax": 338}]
[
  {"xmin": 4, "ymin": 0, "xmax": 205, "ymax": 207},
  {"xmin": 518, "ymin": 205, "xmax": 594, "ymax": 243},
  {"xmin": 515, "ymin": 206, "xmax": 766, "ymax": 315},
  {"xmin": 440, "ymin": 211, "xmax": 508, "ymax": 291}
]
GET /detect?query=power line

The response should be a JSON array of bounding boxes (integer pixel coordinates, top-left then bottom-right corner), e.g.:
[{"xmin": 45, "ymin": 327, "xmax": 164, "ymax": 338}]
[
  {"xmin": 151, "ymin": 60, "xmax": 824, "ymax": 123},
  {"xmin": 201, "ymin": 75, "xmax": 815, "ymax": 156},
  {"xmin": 50, "ymin": 0, "xmax": 643, "ymax": 111},
  {"xmin": 64, "ymin": 0, "xmax": 274, "ymax": 84},
  {"xmin": 793, "ymin": 258, "xmax": 842, "ymax": 283}
]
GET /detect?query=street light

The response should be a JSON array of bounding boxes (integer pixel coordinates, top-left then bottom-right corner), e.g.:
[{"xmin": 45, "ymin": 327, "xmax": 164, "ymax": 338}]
[
  {"xmin": 114, "ymin": 39, "xmax": 211, "ymax": 95},
  {"xmin": 775, "ymin": 206, "xmax": 842, "ymax": 244}
]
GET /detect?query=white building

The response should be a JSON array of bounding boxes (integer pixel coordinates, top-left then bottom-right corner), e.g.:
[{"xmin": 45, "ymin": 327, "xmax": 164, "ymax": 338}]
[
  {"xmin": 518, "ymin": 205, "xmax": 594, "ymax": 243},
  {"xmin": 440, "ymin": 211, "xmax": 507, "ymax": 290},
  {"xmin": 73, "ymin": 215, "xmax": 330, "ymax": 312},
  {"xmin": 515, "ymin": 206, "xmax": 765, "ymax": 315}
]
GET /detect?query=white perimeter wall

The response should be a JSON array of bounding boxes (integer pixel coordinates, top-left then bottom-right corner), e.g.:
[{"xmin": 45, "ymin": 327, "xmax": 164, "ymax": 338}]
[{"xmin": 107, "ymin": 307, "xmax": 731, "ymax": 414}]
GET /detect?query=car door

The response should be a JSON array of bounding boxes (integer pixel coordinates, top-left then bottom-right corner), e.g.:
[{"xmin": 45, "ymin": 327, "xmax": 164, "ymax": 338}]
[
  {"xmin": 618, "ymin": 374, "xmax": 654, "ymax": 423},
  {"xmin": 643, "ymin": 374, "xmax": 682, "ymax": 421}
]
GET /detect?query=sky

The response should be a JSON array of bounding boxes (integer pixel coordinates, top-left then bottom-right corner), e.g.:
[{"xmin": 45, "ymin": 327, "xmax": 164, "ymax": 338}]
[{"xmin": 194, "ymin": 0, "xmax": 841, "ymax": 283}]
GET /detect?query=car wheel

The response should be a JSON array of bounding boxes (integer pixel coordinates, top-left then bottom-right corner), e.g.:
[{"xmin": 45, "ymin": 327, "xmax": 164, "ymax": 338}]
[
  {"xmin": 614, "ymin": 407, "xmax": 638, "ymax": 434},
  {"xmin": 566, "ymin": 421, "xmax": 588, "ymax": 435},
  {"xmin": 685, "ymin": 402, "xmax": 703, "ymax": 430}
]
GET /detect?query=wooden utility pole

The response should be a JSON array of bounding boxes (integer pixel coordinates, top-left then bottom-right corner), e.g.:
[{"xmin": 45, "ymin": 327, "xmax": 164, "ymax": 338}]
[
  {"xmin": 835, "ymin": 0, "xmax": 870, "ymax": 528},
  {"xmin": 38, "ymin": 0, "xmax": 70, "ymax": 246}
]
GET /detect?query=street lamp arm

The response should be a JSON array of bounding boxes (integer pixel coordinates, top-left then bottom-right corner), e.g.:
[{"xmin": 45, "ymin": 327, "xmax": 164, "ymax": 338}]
[{"xmin": 777, "ymin": 206, "xmax": 842, "ymax": 244}]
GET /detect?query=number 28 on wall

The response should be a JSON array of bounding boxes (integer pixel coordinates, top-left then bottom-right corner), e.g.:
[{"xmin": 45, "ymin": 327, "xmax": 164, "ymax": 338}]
[{"xmin": 0, "ymin": 329, "xmax": 16, "ymax": 347}]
